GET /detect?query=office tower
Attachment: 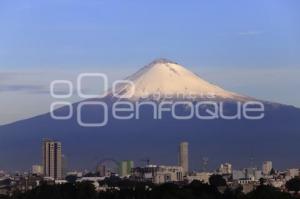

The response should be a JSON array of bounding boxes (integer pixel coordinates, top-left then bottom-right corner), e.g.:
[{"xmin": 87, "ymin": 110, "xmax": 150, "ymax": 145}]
[
  {"xmin": 119, "ymin": 160, "xmax": 134, "ymax": 177},
  {"xmin": 43, "ymin": 139, "xmax": 62, "ymax": 179},
  {"xmin": 262, "ymin": 161, "xmax": 272, "ymax": 175},
  {"xmin": 179, "ymin": 142, "xmax": 189, "ymax": 174}
]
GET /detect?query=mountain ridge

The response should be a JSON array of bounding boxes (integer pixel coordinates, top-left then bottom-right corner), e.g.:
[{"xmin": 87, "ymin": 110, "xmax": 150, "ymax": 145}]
[{"xmin": 0, "ymin": 59, "xmax": 300, "ymax": 171}]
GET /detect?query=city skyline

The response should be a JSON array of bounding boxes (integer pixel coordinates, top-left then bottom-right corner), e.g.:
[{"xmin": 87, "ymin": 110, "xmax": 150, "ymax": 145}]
[
  {"xmin": 1, "ymin": 139, "xmax": 297, "ymax": 185},
  {"xmin": 1, "ymin": 139, "xmax": 287, "ymax": 175}
]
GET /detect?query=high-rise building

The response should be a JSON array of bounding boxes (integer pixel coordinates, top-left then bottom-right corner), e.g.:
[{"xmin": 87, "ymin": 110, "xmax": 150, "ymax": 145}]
[
  {"xmin": 179, "ymin": 142, "xmax": 189, "ymax": 174},
  {"xmin": 119, "ymin": 160, "xmax": 134, "ymax": 177},
  {"xmin": 262, "ymin": 161, "xmax": 272, "ymax": 175},
  {"xmin": 42, "ymin": 139, "xmax": 62, "ymax": 179}
]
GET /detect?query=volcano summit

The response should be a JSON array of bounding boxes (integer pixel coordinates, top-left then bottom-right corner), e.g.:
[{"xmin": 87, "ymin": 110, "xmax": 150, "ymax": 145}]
[{"xmin": 111, "ymin": 58, "xmax": 249, "ymax": 101}]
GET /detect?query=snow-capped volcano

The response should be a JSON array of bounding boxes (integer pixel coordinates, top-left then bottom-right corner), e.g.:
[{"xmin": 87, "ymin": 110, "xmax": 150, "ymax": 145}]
[
  {"xmin": 114, "ymin": 58, "xmax": 249, "ymax": 101},
  {"xmin": 2, "ymin": 58, "xmax": 300, "ymax": 171}
]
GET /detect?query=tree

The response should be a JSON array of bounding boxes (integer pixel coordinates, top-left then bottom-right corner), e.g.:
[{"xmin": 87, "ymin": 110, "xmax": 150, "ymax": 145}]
[
  {"xmin": 150, "ymin": 183, "xmax": 181, "ymax": 199},
  {"xmin": 75, "ymin": 182, "xmax": 97, "ymax": 199},
  {"xmin": 65, "ymin": 175, "xmax": 78, "ymax": 184},
  {"xmin": 0, "ymin": 195, "xmax": 9, "ymax": 199},
  {"xmin": 187, "ymin": 180, "xmax": 220, "ymax": 198},
  {"xmin": 270, "ymin": 168, "xmax": 276, "ymax": 175},
  {"xmin": 223, "ymin": 187, "xmax": 246, "ymax": 199},
  {"xmin": 247, "ymin": 185, "xmax": 292, "ymax": 199},
  {"xmin": 259, "ymin": 178, "xmax": 266, "ymax": 185},
  {"xmin": 209, "ymin": 174, "xmax": 227, "ymax": 187},
  {"xmin": 286, "ymin": 177, "xmax": 300, "ymax": 193}
]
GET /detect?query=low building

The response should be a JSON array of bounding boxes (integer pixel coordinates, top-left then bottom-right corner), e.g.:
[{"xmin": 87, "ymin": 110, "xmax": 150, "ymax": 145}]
[
  {"xmin": 233, "ymin": 168, "xmax": 262, "ymax": 181},
  {"xmin": 286, "ymin": 168, "xmax": 299, "ymax": 179},
  {"xmin": 154, "ymin": 166, "xmax": 184, "ymax": 184},
  {"xmin": 76, "ymin": 177, "xmax": 107, "ymax": 191},
  {"xmin": 66, "ymin": 171, "xmax": 83, "ymax": 178},
  {"xmin": 0, "ymin": 177, "xmax": 12, "ymax": 196},
  {"xmin": 132, "ymin": 165, "xmax": 183, "ymax": 184},
  {"xmin": 219, "ymin": 163, "xmax": 232, "ymax": 175},
  {"xmin": 233, "ymin": 170, "xmax": 245, "ymax": 180},
  {"xmin": 32, "ymin": 165, "xmax": 43, "ymax": 175},
  {"xmin": 186, "ymin": 172, "xmax": 212, "ymax": 183}
]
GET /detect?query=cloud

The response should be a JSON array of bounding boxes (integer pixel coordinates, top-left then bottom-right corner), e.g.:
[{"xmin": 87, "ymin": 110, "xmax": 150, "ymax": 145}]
[
  {"xmin": 0, "ymin": 84, "xmax": 85, "ymax": 95},
  {"xmin": 0, "ymin": 84, "xmax": 49, "ymax": 94},
  {"xmin": 0, "ymin": 72, "xmax": 76, "ymax": 95}
]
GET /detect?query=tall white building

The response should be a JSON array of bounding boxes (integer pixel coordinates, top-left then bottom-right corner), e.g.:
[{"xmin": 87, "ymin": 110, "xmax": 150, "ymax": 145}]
[
  {"xmin": 179, "ymin": 142, "xmax": 189, "ymax": 174},
  {"xmin": 43, "ymin": 139, "xmax": 63, "ymax": 179},
  {"xmin": 262, "ymin": 161, "xmax": 272, "ymax": 175}
]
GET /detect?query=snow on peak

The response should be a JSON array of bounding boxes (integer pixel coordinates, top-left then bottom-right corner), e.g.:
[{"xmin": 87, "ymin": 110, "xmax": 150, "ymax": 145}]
[
  {"xmin": 148, "ymin": 58, "xmax": 178, "ymax": 65},
  {"xmin": 113, "ymin": 59, "xmax": 248, "ymax": 101}
]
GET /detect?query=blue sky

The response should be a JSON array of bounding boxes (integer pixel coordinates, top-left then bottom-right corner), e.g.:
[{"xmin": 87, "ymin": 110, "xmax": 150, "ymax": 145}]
[{"xmin": 0, "ymin": 0, "xmax": 300, "ymax": 124}]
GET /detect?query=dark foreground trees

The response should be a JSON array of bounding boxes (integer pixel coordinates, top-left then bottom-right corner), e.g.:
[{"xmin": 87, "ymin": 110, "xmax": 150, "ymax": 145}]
[
  {"xmin": 4, "ymin": 180, "xmax": 298, "ymax": 199},
  {"xmin": 286, "ymin": 177, "xmax": 300, "ymax": 193},
  {"xmin": 209, "ymin": 175, "xmax": 227, "ymax": 188},
  {"xmin": 247, "ymin": 185, "xmax": 293, "ymax": 199},
  {"xmin": 9, "ymin": 182, "xmax": 97, "ymax": 199}
]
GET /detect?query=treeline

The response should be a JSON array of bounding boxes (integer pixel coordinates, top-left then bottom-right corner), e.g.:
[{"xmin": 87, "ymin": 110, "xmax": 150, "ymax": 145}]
[{"xmin": 0, "ymin": 179, "xmax": 297, "ymax": 199}]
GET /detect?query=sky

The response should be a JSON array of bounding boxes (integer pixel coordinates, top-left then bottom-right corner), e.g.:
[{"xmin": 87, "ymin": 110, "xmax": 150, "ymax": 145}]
[{"xmin": 0, "ymin": 0, "xmax": 300, "ymax": 125}]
